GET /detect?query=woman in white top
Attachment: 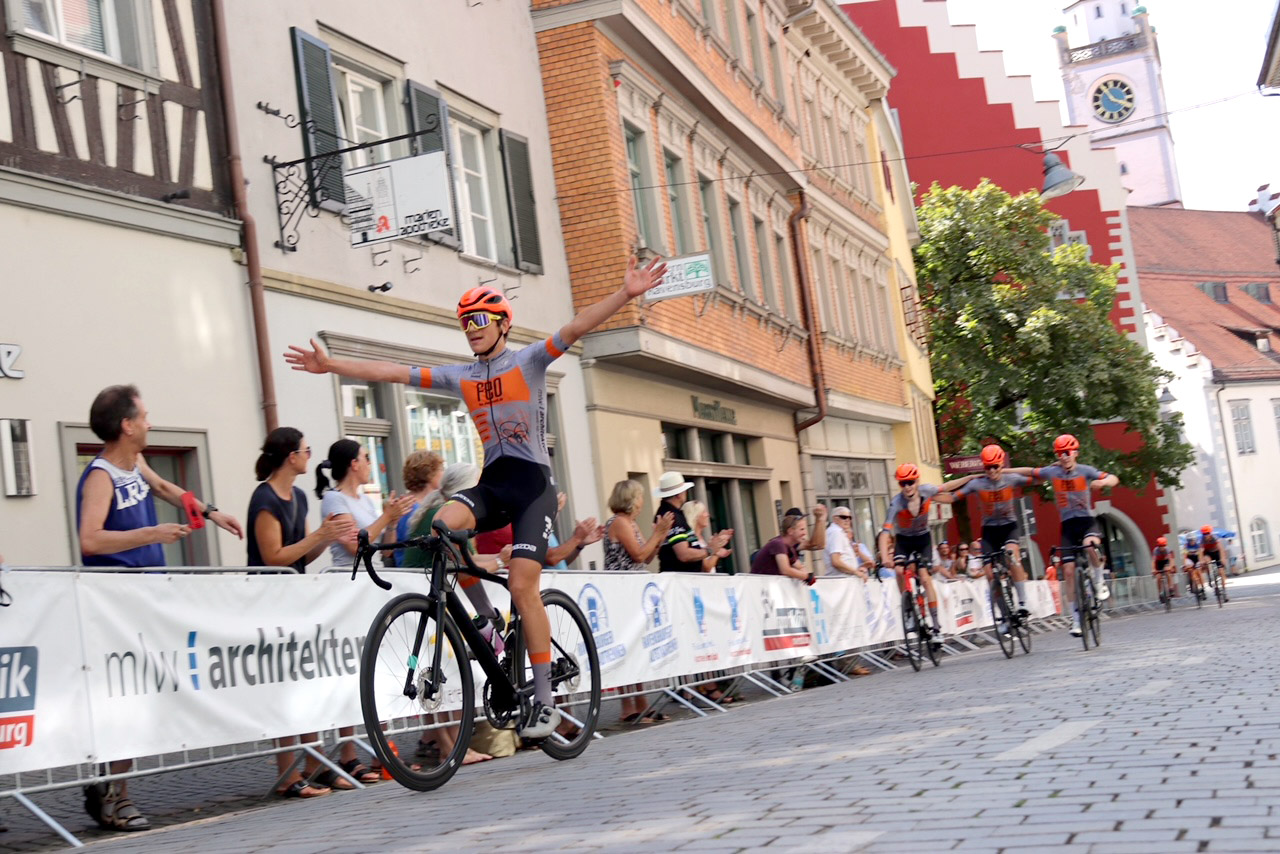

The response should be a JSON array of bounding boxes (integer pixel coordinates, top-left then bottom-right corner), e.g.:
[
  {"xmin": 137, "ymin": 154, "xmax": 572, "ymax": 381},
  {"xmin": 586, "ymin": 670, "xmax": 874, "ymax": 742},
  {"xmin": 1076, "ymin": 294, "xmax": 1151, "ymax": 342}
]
[
  {"xmin": 315, "ymin": 439, "xmax": 413, "ymax": 567},
  {"xmin": 312, "ymin": 438, "xmax": 412, "ymax": 786}
]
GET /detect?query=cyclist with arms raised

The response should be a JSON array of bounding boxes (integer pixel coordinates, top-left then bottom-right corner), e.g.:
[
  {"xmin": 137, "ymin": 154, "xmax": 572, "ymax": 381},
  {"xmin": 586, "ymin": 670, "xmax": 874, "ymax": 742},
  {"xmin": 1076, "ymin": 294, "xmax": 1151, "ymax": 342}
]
[
  {"xmin": 286, "ymin": 257, "xmax": 667, "ymax": 738},
  {"xmin": 876, "ymin": 463, "xmax": 972, "ymax": 641},
  {"xmin": 954, "ymin": 445, "xmax": 1033, "ymax": 625},
  {"xmin": 1196, "ymin": 525, "xmax": 1229, "ymax": 603},
  {"xmin": 1012, "ymin": 433, "xmax": 1119, "ymax": 637}
]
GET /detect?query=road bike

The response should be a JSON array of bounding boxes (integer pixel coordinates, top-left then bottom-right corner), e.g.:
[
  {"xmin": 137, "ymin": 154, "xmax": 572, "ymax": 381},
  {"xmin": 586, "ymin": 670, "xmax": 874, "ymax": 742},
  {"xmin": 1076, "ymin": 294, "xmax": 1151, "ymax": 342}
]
[
  {"xmin": 1154, "ymin": 566, "xmax": 1175, "ymax": 612},
  {"xmin": 353, "ymin": 520, "xmax": 601, "ymax": 791},
  {"xmin": 982, "ymin": 548, "xmax": 1031, "ymax": 658},
  {"xmin": 1185, "ymin": 562, "xmax": 1205, "ymax": 608},
  {"xmin": 1053, "ymin": 545, "xmax": 1101, "ymax": 651},
  {"xmin": 896, "ymin": 552, "xmax": 941, "ymax": 671},
  {"xmin": 1207, "ymin": 558, "xmax": 1228, "ymax": 607}
]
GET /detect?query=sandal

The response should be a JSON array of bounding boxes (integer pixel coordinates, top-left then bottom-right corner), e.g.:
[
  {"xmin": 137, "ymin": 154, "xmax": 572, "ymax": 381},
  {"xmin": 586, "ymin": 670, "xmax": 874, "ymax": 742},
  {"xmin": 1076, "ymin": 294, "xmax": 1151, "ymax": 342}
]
[
  {"xmin": 620, "ymin": 712, "xmax": 646, "ymax": 724},
  {"xmin": 277, "ymin": 780, "xmax": 331, "ymax": 799},
  {"xmin": 641, "ymin": 710, "xmax": 671, "ymax": 723},
  {"xmin": 340, "ymin": 758, "xmax": 382, "ymax": 784},
  {"xmin": 96, "ymin": 786, "xmax": 151, "ymax": 832},
  {"xmin": 312, "ymin": 769, "xmax": 356, "ymax": 790}
]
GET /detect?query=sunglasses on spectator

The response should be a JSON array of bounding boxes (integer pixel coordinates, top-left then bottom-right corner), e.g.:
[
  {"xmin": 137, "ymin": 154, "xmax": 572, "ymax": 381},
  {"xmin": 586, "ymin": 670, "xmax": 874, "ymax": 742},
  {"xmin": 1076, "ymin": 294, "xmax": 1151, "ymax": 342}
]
[
  {"xmin": 835, "ymin": 514, "xmax": 853, "ymax": 520},
  {"xmin": 460, "ymin": 312, "xmax": 503, "ymax": 332},
  {"xmin": 898, "ymin": 479, "xmax": 917, "ymax": 487},
  {"xmin": 957, "ymin": 546, "xmax": 969, "ymax": 552},
  {"xmin": 985, "ymin": 465, "xmax": 1001, "ymax": 472}
]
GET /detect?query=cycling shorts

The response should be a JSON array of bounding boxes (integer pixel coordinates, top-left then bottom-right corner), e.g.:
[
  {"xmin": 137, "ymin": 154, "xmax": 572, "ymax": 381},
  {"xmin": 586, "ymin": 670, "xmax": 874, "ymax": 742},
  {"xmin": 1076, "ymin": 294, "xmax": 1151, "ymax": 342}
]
[
  {"xmin": 893, "ymin": 533, "xmax": 933, "ymax": 567},
  {"xmin": 448, "ymin": 456, "xmax": 557, "ymax": 566},
  {"xmin": 1203, "ymin": 547, "xmax": 1222, "ymax": 565},
  {"xmin": 1061, "ymin": 515, "xmax": 1101, "ymax": 549},
  {"xmin": 1153, "ymin": 559, "xmax": 1171, "ymax": 573},
  {"xmin": 980, "ymin": 521, "xmax": 1021, "ymax": 555}
]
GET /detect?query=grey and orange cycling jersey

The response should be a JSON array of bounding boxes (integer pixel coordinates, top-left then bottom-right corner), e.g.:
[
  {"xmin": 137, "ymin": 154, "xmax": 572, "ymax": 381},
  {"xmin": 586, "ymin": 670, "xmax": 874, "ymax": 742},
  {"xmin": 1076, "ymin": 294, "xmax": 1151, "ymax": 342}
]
[
  {"xmin": 1032, "ymin": 463, "xmax": 1107, "ymax": 521},
  {"xmin": 882, "ymin": 483, "xmax": 940, "ymax": 536},
  {"xmin": 956, "ymin": 473, "xmax": 1030, "ymax": 526},
  {"xmin": 410, "ymin": 332, "xmax": 567, "ymax": 468}
]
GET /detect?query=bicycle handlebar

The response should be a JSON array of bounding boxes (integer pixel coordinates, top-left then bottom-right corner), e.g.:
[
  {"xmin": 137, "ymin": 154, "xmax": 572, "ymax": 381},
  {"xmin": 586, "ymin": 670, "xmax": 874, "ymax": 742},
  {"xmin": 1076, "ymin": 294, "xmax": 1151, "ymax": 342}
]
[{"xmin": 352, "ymin": 520, "xmax": 483, "ymax": 591}]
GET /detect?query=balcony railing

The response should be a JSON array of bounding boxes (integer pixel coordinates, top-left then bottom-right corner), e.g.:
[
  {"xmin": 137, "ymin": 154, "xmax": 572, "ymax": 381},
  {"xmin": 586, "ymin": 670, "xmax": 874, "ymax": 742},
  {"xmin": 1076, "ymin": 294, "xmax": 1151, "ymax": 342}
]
[{"xmin": 1063, "ymin": 32, "xmax": 1146, "ymax": 64}]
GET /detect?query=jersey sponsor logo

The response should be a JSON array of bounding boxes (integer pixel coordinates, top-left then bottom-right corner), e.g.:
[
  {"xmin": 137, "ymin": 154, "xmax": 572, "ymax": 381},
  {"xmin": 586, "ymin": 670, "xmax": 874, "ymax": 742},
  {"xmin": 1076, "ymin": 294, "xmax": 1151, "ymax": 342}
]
[
  {"xmin": 461, "ymin": 370, "xmax": 532, "ymax": 410},
  {"xmin": 512, "ymin": 543, "xmax": 538, "ymax": 552},
  {"xmin": 113, "ymin": 475, "xmax": 151, "ymax": 511}
]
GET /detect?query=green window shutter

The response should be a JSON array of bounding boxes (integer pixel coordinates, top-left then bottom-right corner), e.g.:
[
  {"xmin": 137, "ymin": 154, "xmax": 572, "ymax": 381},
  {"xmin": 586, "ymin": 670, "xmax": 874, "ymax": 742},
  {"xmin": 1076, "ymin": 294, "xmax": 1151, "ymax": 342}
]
[
  {"xmin": 290, "ymin": 28, "xmax": 344, "ymax": 209},
  {"xmin": 500, "ymin": 130, "xmax": 543, "ymax": 274},
  {"xmin": 407, "ymin": 81, "xmax": 460, "ymax": 249}
]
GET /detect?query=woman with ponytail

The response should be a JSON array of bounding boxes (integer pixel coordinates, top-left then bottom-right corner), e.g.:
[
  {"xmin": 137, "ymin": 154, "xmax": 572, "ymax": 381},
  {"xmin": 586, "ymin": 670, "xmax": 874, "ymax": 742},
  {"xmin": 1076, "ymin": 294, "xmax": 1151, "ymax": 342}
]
[
  {"xmin": 247, "ymin": 428, "xmax": 357, "ymax": 799},
  {"xmin": 316, "ymin": 439, "xmax": 413, "ymax": 567},
  {"xmin": 247, "ymin": 428, "xmax": 354, "ymax": 573}
]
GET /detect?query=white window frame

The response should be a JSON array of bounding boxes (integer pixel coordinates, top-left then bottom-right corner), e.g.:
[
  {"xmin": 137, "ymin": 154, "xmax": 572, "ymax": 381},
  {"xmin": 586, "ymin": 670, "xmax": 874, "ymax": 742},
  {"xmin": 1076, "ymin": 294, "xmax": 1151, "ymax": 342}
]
[
  {"xmin": 625, "ymin": 122, "xmax": 659, "ymax": 250},
  {"xmin": 334, "ymin": 64, "xmax": 391, "ymax": 168},
  {"xmin": 1272, "ymin": 399, "xmax": 1280, "ymax": 449},
  {"xmin": 1230, "ymin": 400, "xmax": 1256, "ymax": 455},
  {"xmin": 664, "ymin": 149, "xmax": 693, "ymax": 255},
  {"xmin": 452, "ymin": 120, "xmax": 499, "ymax": 263},
  {"xmin": 727, "ymin": 194, "xmax": 752, "ymax": 296},
  {"xmin": 19, "ymin": 0, "xmax": 121, "ymax": 63},
  {"xmin": 753, "ymin": 214, "xmax": 775, "ymax": 310},
  {"xmin": 1250, "ymin": 517, "xmax": 1272, "ymax": 559},
  {"xmin": 775, "ymin": 230, "xmax": 797, "ymax": 321},
  {"xmin": 699, "ymin": 173, "xmax": 726, "ymax": 281}
]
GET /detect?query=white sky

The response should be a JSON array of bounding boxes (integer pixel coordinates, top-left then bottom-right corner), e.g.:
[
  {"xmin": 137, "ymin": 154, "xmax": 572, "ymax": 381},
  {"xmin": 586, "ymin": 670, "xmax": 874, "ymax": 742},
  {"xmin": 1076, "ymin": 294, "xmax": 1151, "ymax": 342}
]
[{"xmin": 942, "ymin": 0, "xmax": 1280, "ymax": 211}]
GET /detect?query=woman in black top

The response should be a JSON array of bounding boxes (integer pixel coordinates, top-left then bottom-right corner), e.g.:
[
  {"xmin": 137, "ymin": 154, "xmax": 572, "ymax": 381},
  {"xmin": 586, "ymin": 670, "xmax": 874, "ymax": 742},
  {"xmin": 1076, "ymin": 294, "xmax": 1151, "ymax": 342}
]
[
  {"xmin": 247, "ymin": 427, "xmax": 352, "ymax": 573},
  {"xmin": 247, "ymin": 427, "xmax": 355, "ymax": 798}
]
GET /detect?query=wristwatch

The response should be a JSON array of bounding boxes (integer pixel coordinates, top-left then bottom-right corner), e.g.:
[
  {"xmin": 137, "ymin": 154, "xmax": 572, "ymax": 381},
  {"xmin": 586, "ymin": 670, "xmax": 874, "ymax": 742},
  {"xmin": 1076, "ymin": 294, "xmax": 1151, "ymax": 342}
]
[{"xmin": 201, "ymin": 503, "xmax": 218, "ymax": 519}]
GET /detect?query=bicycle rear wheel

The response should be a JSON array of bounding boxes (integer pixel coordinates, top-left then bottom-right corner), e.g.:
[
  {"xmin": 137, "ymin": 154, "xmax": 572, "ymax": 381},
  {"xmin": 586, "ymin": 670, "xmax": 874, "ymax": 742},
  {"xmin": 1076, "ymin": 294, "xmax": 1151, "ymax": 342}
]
[
  {"xmin": 533, "ymin": 590, "xmax": 601, "ymax": 760},
  {"xmin": 360, "ymin": 593, "xmax": 473, "ymax": 791},
  {"xmin": 901, "ymin": 590, "xmax": 923, "ymax": 672},
  {"xmin": 992, "ymin": 579, "xmax": 1015, "ymax": 659}
]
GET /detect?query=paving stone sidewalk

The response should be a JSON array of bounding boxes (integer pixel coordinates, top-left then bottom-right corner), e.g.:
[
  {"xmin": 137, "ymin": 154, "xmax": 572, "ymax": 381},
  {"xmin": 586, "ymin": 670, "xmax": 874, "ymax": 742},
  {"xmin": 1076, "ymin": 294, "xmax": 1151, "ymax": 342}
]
[{"xmin": 6, "ymin": 571, "xmax": 1278, "ymax": 853}]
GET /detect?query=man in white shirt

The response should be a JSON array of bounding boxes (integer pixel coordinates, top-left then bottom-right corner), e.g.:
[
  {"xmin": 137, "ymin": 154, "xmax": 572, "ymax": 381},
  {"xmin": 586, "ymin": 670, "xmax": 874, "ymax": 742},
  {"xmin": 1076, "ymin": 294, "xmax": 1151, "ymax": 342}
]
[{"xmin": 824, "ymin": 506, "xmax": 874, "ymax": 578}]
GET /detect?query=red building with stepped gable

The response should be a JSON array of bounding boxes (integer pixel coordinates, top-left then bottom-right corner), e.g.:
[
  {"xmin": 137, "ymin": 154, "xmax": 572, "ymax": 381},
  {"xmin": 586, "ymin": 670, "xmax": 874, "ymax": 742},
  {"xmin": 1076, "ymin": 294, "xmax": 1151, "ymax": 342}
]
[{"xmin": 839, "ymin": 0, "xmax": 1169, "ymax": 577}]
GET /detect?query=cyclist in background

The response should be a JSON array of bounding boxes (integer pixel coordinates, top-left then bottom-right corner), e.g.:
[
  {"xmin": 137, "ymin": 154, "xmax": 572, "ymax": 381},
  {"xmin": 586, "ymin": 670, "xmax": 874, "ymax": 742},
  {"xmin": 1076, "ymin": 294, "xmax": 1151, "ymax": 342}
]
[
  {"xmin": 1151, "ymin": 536, "xmax": 1175, "ymax": 599},
  {"xmin": 876, "ymin": 463, "xmax": 973, "ymax": 639},
  {"xmin": 1183, "ymin": 532, "xmax": 1203, "ymax": 593},
  {"xmin": 954, "ymin": 445, "xmax": 1033, "ymax": 619},
  {"xmin": 1014, "ymin": 433, "xmax": 1118, "ymax": 638},
  {"xmin": 1197, "ymin": 525, "xmax": 1229, "ymax": 603},
  {"xmin": 286, "ymin": 257, "xmax": 668, "ymax": 738}
]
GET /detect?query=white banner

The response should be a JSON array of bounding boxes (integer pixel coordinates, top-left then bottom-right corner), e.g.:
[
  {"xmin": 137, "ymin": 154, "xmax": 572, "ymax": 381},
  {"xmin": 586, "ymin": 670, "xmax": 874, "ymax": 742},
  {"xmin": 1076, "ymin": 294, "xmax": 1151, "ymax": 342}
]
[
  {"xmin": 4, "ymin": 571, "xmax": 1062, "ymax": 771},
  {"xmin": 0, "ymin": 572, "xmax": 93, "ymax": 775}
]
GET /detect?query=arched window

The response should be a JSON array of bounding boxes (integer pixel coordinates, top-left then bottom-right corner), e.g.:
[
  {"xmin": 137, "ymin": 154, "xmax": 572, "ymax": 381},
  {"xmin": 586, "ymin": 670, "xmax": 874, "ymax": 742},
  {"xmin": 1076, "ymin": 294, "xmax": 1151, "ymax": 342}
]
[{"xmin": 1250, "ymin": 517, "xmax": 1273, "ymax": 559}]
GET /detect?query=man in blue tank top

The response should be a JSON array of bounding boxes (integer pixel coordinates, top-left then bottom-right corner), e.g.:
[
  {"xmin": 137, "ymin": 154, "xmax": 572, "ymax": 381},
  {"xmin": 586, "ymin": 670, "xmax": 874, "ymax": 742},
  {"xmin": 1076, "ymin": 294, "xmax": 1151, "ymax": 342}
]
[{"xmin": 74, "ymin": 384, "xmax": 242, "ymax": 832}]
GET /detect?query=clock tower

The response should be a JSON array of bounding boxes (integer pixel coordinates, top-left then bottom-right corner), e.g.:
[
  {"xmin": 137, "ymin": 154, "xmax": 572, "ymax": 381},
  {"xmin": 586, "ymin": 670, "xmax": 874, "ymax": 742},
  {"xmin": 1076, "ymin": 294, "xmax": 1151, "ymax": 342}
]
[{"xmin": 1056, "ymin": 3, "xmax": 1182, "ymax": 207}]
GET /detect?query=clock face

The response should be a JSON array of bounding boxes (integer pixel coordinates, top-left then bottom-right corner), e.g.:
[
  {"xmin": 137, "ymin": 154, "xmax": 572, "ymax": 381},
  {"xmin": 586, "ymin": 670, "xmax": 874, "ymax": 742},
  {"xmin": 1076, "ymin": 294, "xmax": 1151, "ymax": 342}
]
[{"xmin": 1091, "ymin": 78, "xmax": 1136, "ymax": 123}]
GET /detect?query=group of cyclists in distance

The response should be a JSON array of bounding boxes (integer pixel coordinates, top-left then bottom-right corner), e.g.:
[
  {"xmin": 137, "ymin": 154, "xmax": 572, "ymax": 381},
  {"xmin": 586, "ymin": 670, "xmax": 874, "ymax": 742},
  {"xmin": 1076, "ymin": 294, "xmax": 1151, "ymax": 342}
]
[
  {"xmin": 285, "ymin": 256, "xmax": 1225, "ymax": 746},
  {"xmin": 1152, "ymin": 525, "xmax": 1231, "ymax": 605}
]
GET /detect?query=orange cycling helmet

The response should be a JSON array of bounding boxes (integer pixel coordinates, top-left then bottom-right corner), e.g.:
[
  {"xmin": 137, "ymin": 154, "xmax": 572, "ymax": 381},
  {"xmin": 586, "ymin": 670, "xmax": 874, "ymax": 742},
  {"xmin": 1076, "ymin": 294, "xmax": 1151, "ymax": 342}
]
[
  {"xmin": 1200, "ymin": 525, "xmax": 1212, "ymax": 535},
  {"xmin": 979, "ymin": 445, "xmax": 1006, "ymax": 466},
  {"xmin": 456, "ymin": 286, "xmax": 513, "ymax": 325},
  {"xmin": 1053, "ymin": 433, "xmax": 1080, "ymax": 453},
  {"xmin": 895, "ymin": 463, "xmax": 919, "ymax": 481},
  {"xmin": 1156, "ymin": 536, "xmax": 1167, "ymax": 546}
]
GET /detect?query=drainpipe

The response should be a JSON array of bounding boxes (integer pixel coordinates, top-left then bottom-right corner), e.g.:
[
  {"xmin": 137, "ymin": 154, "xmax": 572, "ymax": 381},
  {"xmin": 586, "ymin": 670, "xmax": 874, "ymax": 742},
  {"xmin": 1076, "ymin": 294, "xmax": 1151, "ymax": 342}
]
[
  {"xmin": 210, "ymin": 0, "xmax": 278, "ymax": 434},
  {"xmin": 1213, "ymin": 382, "xmax": 1247, "ymax": 559},
  {"xmin": 790, "ymin": 190, "xmax": 826, "ymax": 435}
]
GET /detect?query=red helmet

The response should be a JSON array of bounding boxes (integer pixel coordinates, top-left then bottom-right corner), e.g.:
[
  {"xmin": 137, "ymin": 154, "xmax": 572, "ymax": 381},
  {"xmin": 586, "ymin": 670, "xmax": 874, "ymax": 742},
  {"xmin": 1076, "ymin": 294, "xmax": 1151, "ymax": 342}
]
[
  {"xmin": 1200, "ymin": 525, "xmax": 1212, "ymax": 535},
  {"xmin": 895, "ymin": 463, "xmax": 919, "ymax": 481},
  {"xmin": 456, "ymin": 286, "xmax": 513, "ymax": 324},
  {"xmin": 1053, "ymin": 433, "xmax": 1080, "ymax": 453},
  {"xmin": 1156, "ymin": 536, "xmax": 1167, "ymax": 546},
  {"xmin": 979, "ymin": 445, "xmax": 1006, "ymax": 467}
]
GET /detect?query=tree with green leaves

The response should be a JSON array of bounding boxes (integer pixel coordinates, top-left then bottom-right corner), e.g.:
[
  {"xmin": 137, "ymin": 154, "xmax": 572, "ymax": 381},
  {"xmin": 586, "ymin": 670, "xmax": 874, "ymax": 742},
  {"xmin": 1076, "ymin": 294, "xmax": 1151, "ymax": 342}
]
[{"xmin": 913, "ymin": 179, "xmax": 1192, "ymax": 490}]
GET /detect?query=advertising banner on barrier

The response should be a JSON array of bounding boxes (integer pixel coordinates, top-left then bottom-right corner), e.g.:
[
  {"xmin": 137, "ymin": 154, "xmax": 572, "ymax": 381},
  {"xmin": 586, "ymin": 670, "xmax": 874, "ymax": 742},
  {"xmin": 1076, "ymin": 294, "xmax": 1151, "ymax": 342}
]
[
  {"xmin": 9, "ymin": 570, "xmax": 1063, "ymax": 770},
  {"xmin": 76, "ymin": 572, "xmax": 430, "ymax": 763},
  {"xmin": 0, "ymin": 572, "xmax": 94, "ymax": 775}
]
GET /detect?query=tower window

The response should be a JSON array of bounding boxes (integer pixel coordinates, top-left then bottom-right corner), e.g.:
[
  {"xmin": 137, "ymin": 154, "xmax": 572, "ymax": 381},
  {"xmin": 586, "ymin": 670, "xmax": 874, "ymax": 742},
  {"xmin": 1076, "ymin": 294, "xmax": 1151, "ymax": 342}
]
[
  {"xmin": 1095, "ymin": 5, "xmax": 1103, "ymax": 18},
  {"xmin": 1120, "ymin": 3, "xmax": 1126, "ymax": 12},
  {"xmin": 1119, "ymin": 162, "xmax": 1128, "ymax": 175}
]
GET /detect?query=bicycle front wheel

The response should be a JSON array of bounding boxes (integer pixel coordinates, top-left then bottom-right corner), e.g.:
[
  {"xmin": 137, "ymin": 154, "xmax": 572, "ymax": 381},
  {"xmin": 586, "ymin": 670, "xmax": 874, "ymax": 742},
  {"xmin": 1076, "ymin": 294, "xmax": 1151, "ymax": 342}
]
[
  {"xmin": 901, "ymin": 590, "xmax": 923, "ymax": 671},
  {"xmin": 1213, "ymin": 566, "xmax": 1226, "ymax": 607},
  {"xmin": 992, "ymin": 579, "xmax": 1015, "ymax": 659},
  {"xmin": 360, "ymin": 593, "xmax": 474, "ymax": 791},
  {"xmin": 536, "ymin": 589, "xmax": 601, "ymax": 761},
  {"xmin": 1083, "ymin": 576, "xmax": 1102, "ymax": 647},
  {"xmin": 1075, "ymin": 570, "xmax": 1092, "ymax": 651}
]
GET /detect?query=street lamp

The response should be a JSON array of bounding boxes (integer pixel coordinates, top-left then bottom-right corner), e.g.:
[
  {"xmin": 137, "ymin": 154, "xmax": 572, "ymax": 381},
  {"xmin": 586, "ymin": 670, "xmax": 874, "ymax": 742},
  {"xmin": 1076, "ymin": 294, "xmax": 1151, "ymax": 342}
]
[{"xmin": 1040, "ymin": 152, "xmax": 1086, "ymax": 200}]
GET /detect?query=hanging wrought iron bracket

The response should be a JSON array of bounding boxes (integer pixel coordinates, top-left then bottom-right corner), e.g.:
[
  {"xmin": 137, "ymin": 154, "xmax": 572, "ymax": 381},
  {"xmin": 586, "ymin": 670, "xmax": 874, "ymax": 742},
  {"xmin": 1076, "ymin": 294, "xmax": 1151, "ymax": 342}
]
[{"xmin": 265, "ymin": 118, "xmax": 439, "ymax": 253}]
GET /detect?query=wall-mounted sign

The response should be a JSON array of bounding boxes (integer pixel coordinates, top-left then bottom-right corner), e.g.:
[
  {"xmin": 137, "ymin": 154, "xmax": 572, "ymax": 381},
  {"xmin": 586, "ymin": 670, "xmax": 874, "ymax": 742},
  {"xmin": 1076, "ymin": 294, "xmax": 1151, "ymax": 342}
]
[
  {"xmin": 345, "ymin": 152, "xmax": 452, "ymax": 247},
  {"xmin": 0, "ymin": 344, "xmax": 24, "ymax": 379},
  {"xmin": 944, "ymin": 455, "xmax": 983, "ymax": 475},
  {"xmin": 691, "ymin": 395, "xmax": 736, "ymax": 425},
  {"xmin": 644, "ymin": 252, "xmax": 715, "ymax": 302}
]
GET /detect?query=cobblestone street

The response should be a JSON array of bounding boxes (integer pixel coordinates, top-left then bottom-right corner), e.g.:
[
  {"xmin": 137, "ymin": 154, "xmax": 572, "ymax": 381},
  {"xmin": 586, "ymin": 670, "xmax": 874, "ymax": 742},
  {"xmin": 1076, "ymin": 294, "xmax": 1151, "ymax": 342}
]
[{"xmin": 6, "ymin": 570, "xmax": 1279, "ymax": 853}]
